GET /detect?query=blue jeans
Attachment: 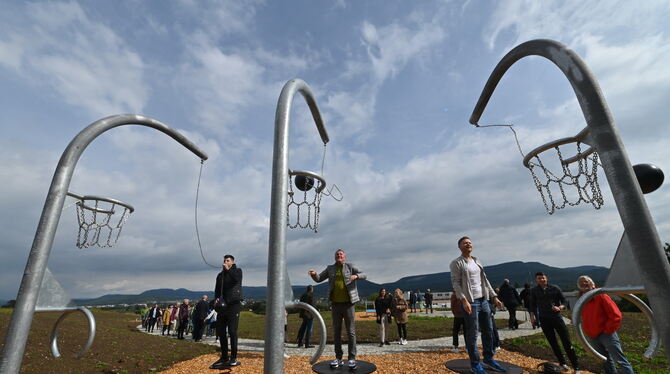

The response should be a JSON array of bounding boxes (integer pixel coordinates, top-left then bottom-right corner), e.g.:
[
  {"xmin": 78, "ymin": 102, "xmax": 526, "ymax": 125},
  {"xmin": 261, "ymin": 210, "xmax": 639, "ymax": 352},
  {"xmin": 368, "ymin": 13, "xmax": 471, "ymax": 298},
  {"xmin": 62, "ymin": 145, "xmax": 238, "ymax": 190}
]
[
  {"xmin": 297, "ymin": 317, "xmax": 314, "ymax": 344},
  {"xmin": 463, "ymin": 298, "xmax": 495, "ymax": 368},
  {"xmin": 589, "ymin": 332, "xmax": 634, "ymax": 374}
]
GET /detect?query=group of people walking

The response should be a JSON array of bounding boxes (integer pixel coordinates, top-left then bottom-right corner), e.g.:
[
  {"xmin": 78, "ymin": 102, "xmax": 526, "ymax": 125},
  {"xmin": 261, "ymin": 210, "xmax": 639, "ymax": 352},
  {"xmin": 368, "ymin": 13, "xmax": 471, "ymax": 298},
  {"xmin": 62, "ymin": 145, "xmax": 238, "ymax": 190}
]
[{"xmin": 141, "ymin": 300, "xmax": 194, "ymax": 340}]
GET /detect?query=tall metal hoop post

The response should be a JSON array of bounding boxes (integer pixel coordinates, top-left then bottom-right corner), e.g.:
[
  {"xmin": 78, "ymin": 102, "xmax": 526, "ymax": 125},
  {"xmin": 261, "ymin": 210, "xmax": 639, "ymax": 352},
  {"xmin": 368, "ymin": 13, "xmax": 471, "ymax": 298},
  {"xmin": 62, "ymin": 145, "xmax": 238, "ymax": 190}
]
[
  {"xmin": 0, "ymin": 114, "xmax": 208, "ymax": 374},
  {"xmin": 469, "ymin": 39, "xmax": 670, "ymax": 360},
  {"xmin": 266, "ymin": 79, "xmax": 329, "ymax": 373}
]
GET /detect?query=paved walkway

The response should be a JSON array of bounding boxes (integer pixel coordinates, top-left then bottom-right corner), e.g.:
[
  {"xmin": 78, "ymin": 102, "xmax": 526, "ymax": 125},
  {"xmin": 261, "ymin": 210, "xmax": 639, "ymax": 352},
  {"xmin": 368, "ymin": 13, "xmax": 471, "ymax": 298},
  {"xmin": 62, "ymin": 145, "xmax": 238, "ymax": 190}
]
[{"xmin": 139, "ymin": 309, "xmax": 565, "ymax": 357}]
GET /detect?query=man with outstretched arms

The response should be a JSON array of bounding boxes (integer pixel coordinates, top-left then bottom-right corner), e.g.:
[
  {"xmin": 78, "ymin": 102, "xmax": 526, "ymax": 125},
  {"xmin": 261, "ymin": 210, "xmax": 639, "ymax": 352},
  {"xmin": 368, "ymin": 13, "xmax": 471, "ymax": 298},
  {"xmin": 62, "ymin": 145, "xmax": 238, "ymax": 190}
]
[
  {"xmin": 309, "ymin": 249, "xmax": 366, "ymax": 369},
  {"xmin": 210, "ymin": 254, "xmax": 243, "ymax": 370},
  {"xmin": 450, "ymin": 236, "xmax": 507, "ymax": 374}
]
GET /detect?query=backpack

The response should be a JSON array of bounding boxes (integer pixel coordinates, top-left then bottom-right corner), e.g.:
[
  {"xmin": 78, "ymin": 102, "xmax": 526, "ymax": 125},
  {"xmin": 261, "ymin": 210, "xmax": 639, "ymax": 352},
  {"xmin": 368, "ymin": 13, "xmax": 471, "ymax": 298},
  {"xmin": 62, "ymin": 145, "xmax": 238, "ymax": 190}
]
[{"xmin": 536, "ymin": 362, "xmax": 564, "ymax": 374}]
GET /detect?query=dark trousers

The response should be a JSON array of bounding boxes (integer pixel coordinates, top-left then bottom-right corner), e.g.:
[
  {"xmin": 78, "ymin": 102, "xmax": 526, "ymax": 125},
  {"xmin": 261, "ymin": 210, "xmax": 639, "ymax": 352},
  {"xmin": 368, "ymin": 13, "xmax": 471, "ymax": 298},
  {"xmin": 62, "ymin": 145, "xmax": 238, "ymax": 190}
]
[
  {"xmin": 507, "ymin": 305, "xmax": 518, "ymax": 329},
  {"xmin": 297, "ymin": 317, "xmax": 314, "ymax": 345},
  {"xmin": 177, "ymin": 318, "xmax": 188, "ymax": 339},
  {"xmin": 331, "ymin": 302, "xmax": 356, "ymax": 360},
  {"xmin": 452, "ymin": 316, "xmax": 466, "ymax": 347},
  {"xmin": 162, "ymin": 323, "xmax": 170, "ymax": 335},
  {"xmin": 540, "ymin": 315, "xmax": 579, "ymax": 369},
  {"xmin": 425, "ymin": 302, "xmax": 433, "ymax": 313},
  {"xmin": 396, "ymin": 323, "xmax": 407, "ymax": 339},
  {"xmin": 217, "ymin": 303, "xmax": 242, "ymax": 360},
  {"xmin": 193, "ymin": 318, "xmax": 205, "ymax": 341},
  {"xmin": 148, "ymin": 317, "xmax": 157, "ymax": 332}
]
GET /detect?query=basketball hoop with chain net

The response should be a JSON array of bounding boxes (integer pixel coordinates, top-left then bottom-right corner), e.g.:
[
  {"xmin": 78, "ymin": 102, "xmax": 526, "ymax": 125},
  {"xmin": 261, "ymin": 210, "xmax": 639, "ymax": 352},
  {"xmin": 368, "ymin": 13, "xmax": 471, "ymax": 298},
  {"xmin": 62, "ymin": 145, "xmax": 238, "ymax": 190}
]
[
  {"xmin": 287, "ymin": 145, "xmax": 342, "ymax": 233},
  {"xmin": 66, "ymin": 192, "xmax": 134, "ymax": 248},
  {"xmin": 475, "ymin": 124, "xmax": 603, "ymax": 214}
]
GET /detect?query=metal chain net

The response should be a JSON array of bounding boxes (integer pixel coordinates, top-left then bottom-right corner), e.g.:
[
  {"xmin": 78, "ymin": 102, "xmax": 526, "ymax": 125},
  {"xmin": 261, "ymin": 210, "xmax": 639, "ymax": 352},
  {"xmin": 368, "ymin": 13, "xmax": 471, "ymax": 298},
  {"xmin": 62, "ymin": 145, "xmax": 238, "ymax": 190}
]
[
  {"xmin": 75, "ymin": 200, "xmax": 132, "ymax": 248},
  {"xmin": 287, "ymin": 174, "xmax": 324, "ymax": 233},
  {"xmin": 527, "ymin": 141, "xmax": 604, "ymax": 214}
]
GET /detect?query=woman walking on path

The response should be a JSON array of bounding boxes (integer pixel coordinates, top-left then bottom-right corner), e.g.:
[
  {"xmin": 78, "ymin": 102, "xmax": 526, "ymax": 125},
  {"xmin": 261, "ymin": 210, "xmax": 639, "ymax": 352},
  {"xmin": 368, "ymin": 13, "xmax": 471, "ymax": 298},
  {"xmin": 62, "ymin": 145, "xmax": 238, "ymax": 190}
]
[
  {"xmin": 375, "ymin": 288, "xmax": 392, "ymax": 347},
  {"xmin": 162, "ymin": 304, "xmax": 173, "ymax": 336},
  {"xmin": 391, "ymin": 288, "xmax": 409, "ymax": 345}
]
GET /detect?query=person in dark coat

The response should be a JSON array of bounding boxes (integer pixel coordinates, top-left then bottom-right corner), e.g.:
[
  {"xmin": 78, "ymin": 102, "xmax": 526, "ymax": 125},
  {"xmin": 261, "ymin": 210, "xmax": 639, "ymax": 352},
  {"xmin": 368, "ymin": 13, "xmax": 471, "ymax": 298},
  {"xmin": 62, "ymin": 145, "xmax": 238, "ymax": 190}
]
[
  {"xmin": 210, "ymin": 254, "xmax": 243, "ymax": 370},
  {"xmin": 424, "ymin": 289, "xmax": 434, "ymax": 313},
  {"xmin": 374, "ymin": 288, "xmax": 392, "ymax": 346},
  {"xmin": 409, "ymin": 291, "xmax": 417, "ymax": 313},
  {"xmin": 519, "ymin": 283, "xmax": 538, "ymax": 329},
  {"xmin": 498, "ymin": 279, "xmax": 522, "ymax": 330},
  {"xmin": 176, "ymin": 299, "xmax": 190, "ymax": 339},
  {"xmin": 296, "ymin": 285, "xmax": 315, "ymax": 348},
  {"xmin": 192, "ymin": 295, "xmax": 209, "ymax": 341}
]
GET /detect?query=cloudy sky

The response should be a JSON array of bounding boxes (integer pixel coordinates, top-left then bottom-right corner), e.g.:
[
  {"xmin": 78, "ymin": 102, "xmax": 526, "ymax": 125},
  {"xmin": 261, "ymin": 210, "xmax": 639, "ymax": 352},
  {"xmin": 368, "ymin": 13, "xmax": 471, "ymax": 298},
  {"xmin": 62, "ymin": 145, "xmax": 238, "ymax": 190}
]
[{"xmin": 1, "ymin": 1, "xmax": 669, "ymax": 300}]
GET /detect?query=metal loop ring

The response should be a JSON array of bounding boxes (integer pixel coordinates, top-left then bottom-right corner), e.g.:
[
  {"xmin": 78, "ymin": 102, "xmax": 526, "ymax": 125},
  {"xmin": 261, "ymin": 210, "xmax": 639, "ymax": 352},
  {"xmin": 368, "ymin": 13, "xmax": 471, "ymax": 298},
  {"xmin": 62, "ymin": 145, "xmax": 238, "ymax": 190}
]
[
  {"xmin": 289, "ymin": 170, "xmax": 327, "ymax": 194},
  {"xmin": 572, "ymin": 287, "xmax": 659, "ymax": 360},
  {"xmin": 285, "ymin": 301, "xmax": 326, "ymax": 364},
  {"xmin": 37, "ymin": 306, "xmax": 96, "ymax": 358}
]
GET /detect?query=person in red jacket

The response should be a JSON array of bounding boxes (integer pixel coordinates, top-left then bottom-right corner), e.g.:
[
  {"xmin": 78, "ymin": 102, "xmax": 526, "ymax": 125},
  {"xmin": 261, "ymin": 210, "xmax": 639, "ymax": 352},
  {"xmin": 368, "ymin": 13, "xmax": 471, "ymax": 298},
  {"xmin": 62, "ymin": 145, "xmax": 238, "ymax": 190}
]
[{"xmin": 578, "ymin": 275, "xmax": 634, "ymax": 374}]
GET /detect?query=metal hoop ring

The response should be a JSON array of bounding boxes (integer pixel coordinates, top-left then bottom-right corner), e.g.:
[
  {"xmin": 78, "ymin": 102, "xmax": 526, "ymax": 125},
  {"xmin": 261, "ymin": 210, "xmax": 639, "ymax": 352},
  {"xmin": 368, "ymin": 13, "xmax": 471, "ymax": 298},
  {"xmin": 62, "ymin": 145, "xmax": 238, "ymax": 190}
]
[
  {"xmin": 285, "ymin": 301, "xmax": 326, "ymax": 364},
  {"xmin": 288, "ymin": 170, "xmax": 327, "ymax": 194},
  {"xmin": 67, "ymin": 192, "xmax": 135, "ymax": 214},
  {"xmin": 572, "ymin": 287, "xmax": 660, "ymax": 360},
  {"xmin": 41, "ymin": 307, "xmax": 96, "ymax": 358},
  {"xmin": 523, "ymin": 128, "xmax": 595, "ymax": 167}
]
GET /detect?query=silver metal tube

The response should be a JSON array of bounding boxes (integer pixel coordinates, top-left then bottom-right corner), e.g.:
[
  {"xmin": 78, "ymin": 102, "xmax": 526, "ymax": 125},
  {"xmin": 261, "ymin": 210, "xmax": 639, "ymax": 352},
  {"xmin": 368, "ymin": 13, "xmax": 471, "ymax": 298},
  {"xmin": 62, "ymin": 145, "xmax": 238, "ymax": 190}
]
[
  {"xmin": 469, "ymin": 39, "xmax": 670, "ymax": 361},
  {"xmin": 265, "ymin": 79, "xmax": 329, "ymax": 373},
  {"xmin": 572, "ymin": 288, "xmax": 659, "ymax": 360},
  {"xmin": 0, "ymin": 114, "xmax": 208, "ymax": 374},
  {"xmin": 285, "ymin": 301, "xmax": 327, "ymax": 364}
]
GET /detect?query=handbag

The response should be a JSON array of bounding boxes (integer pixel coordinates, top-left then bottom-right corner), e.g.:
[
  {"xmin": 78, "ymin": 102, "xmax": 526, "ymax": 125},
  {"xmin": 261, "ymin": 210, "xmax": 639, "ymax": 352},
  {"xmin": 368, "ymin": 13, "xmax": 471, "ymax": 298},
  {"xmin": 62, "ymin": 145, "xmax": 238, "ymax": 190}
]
[{"xmin": 536, "ymin": 362, "xmax": 564, "ymax": 374}]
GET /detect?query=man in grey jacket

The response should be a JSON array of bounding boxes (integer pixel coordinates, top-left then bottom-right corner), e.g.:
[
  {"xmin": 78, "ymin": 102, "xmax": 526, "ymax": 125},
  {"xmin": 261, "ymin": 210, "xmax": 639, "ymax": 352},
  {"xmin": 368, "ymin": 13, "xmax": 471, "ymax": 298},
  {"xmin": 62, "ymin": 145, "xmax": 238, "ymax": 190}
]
[
  {"xmin": 309, "ymin": 249, "xmax": 366, "ymax": 369},
  {"xmin": 450, "ymin": 236, "xmax": 507, "ymax": 374}
]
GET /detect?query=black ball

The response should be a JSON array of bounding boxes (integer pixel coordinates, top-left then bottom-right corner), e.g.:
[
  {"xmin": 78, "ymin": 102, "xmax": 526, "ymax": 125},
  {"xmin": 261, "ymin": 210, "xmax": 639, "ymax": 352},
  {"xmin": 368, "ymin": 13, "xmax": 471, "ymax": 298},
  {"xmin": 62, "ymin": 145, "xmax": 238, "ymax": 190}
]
[
  {"xmin": 294, "ymin": 175, "xmax": 315, "ymax": 192},
  {"xmin": 633, "ymin": 163, "xmax": 664, "ymax": 194}
]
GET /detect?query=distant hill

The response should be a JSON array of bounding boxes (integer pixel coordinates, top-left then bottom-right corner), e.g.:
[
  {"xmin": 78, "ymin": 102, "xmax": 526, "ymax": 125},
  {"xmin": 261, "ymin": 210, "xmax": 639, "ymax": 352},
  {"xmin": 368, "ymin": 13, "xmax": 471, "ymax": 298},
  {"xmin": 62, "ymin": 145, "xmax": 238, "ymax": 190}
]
[{"xmin": 74, "ymin": 261, "xmax": 608, "ymax": 305}]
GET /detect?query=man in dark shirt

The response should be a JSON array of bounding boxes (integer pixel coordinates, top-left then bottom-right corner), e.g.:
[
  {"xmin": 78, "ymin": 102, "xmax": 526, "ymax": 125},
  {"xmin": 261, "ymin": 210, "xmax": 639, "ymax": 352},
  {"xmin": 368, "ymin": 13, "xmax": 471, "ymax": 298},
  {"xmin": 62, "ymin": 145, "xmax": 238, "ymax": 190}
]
[
  {"xmin": 210, "ymin": 254, "xmax": 243, "ymax": 370},
  {"xmin": 529, "ymin": 272, "xmax": 580, "ymax": 373},
  {"xmin": 498, "ymin": 279, "xmax": 522, "ymax": 329},
  {"xmin": 424, "ymin": 289, "xmax": 434, "ymax": 314},
  {"xmin": 296, "ymin": 285, "xmax": 315, "ymax": 348}
]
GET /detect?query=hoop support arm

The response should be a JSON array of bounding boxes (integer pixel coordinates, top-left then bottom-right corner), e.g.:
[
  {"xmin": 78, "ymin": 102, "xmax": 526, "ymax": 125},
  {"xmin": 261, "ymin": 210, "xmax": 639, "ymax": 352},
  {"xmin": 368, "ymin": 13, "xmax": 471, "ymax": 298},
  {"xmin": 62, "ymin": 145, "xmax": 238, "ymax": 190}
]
[
  {"xmin": 265, "ymin": 79, "xmax": 330, "ymax": 373},
  {"xmin": 1, "ymin": 114, "xmax": 209, "ymax": 374},
  {"xmin": 468, "ymin": 39, "xmax": 670, "ymax": 361},
  {"xmin": 285, "ymin": 301, "xmax": 327, "ymax": 364},
  {"xmin": 572, "ymin": 287, "xmax": 659, "ymax": 360}
]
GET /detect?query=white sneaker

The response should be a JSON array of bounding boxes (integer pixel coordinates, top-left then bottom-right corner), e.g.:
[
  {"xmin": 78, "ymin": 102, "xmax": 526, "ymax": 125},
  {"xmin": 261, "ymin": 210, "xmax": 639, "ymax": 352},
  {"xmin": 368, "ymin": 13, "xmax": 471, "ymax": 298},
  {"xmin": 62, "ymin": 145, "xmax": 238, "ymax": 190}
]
[
  {"xmin": 347, "ymin": 360, "xmax": 357, "ymax": 368},
  {"xmin": 574, "ymin": 371, "xmax": 582, "ymax": 374},
  {"xmin": 398, "ymin": 340, "xmax": 403, "ymax": 345},
  {"xmin": 330, "ymin": 359, "xmax": 341, "ymax": 368},
  {"xmin": 402, "ymin": 339, "xmax": 408, "ymax": 345},
  {"xmin": 283, "ymin": 353, "xmax": 290, "ymax": 359},
  {"xmin": 451, "ymin": 346, "xmax": 460, "ymax": 353},
  {"xmin": 561, "ymin": 364, "xmax": 570, "ymax": 372}
]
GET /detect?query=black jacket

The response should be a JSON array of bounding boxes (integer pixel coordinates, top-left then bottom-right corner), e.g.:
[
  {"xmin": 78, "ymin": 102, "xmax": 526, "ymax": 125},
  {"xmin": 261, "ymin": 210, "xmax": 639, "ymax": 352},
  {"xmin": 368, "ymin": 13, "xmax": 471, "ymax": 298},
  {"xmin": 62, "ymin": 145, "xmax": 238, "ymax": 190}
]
[
  {"xmin": 498, "ymin": 283, "xmax": 522, "ymax": 307},
  {"xmin": 215, "ymin": 264, "xmax": 243, "ymax": 308},
  {"xmin": 374, "ymin": 294, "xmax": 392, "ymax": 317},
  {"xmin": 298, "ymin": 292, "xmax": 314, "ymax": 319},
  {"xmin": 193, "ymin": 298, "xmax": 209, "ymax": 320},
  {"xmin": 529, "ymin": 284, "xmax": 566, "ymax": 318}
]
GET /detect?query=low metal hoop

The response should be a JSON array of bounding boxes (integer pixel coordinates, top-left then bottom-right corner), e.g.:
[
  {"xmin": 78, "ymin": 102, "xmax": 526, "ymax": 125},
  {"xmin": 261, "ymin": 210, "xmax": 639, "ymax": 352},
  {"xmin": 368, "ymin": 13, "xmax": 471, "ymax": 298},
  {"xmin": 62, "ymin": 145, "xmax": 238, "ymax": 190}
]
[
  {"xmin": 35, "ymin": 306, "xmax": 96, "ymax": 359},
  {"xmin": 572, "ymin": 287, "xmax": 660, "ymax": 360},
  {"xmin": 285, "ymin": 301, "xmax": 327, "ymax": 364}
]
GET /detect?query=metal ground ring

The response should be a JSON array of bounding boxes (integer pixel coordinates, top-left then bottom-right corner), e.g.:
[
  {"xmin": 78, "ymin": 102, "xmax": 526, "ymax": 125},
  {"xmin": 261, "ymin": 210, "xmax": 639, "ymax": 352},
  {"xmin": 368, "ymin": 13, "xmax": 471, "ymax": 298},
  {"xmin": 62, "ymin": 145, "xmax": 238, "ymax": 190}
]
[
  {"xmin": 39, "ymin": 306, "xmax": 96, "ymax": 358},
  {"xmin": 285, "ymin": 301, "xmax": 327, "ymax": 364},
  {"xmin": 572, "ymin": 287, "xmax": 659, "ymax": 360}
]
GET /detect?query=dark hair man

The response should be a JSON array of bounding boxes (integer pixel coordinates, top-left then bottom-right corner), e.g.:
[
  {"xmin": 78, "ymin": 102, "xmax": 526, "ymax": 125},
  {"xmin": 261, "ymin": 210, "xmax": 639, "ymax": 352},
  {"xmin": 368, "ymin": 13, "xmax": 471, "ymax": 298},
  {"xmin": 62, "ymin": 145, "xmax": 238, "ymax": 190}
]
[
  {"xmin": 498, "ymin": 279, "xmax": 522, "ymax": 330},
  {"xmin": 296, "ymin": 285, "xmax": 315, "ymax": 348},
  {"xmin": 577, "ymin": 275, "xmax": 633, "ymax": 374},
  {"xmin": 424, "ymin": 289, "xmax": 434, "ymax": 314},
  {"xmin": 309, "ymin": 249, "xmax": 366, "ymax": 369},
  {"xmin": 210, "ymin": 254, "xmax": 243, "ymax": 370},
  {"xmin": 530, "ymin": 272, "xmax": 580, "ymax": 373},
  {"xmin": 450, "ymin": 236, "xmax": 507, "ymax": 374}
]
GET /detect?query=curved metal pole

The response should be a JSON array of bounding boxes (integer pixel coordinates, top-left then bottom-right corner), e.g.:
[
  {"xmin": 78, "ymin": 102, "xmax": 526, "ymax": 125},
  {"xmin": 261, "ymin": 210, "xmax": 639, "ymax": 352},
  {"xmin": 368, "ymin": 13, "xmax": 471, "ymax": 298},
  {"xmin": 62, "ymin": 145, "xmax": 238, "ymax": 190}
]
[
  {"xmin": 0, "ymin": 114, "xmax": 208, "ymax": 374},
  {"xmin": 41, "ymin": 307, "xmax": 96, "ymax": 358},
  {"xmin": 285, "ymin": 301, "xmax": 327, "ymax": 364},
  {"xmin": 469, "ymin": 39, "xmax": 670, "ymax": 360},
  {"xmin": 572, "ymin": 288, "xmax": 659, "ymax": 360},
  {"xmin": 265, "ymin": 79, "xmax": 329, "ymax": 373}
]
